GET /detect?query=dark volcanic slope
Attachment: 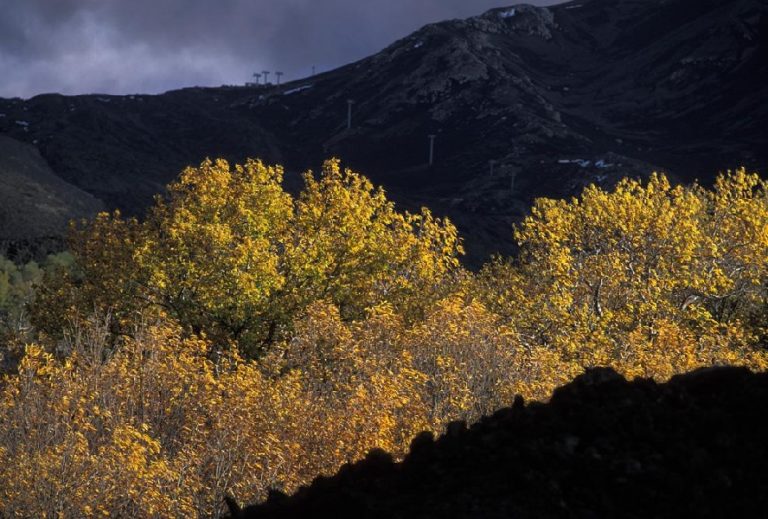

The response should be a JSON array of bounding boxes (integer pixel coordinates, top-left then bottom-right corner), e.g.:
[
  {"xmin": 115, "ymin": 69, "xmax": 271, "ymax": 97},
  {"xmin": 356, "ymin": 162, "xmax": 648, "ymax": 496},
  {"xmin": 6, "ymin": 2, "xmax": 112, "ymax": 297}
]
[
  {"xmin": 1, "ymin": 0, "xmax": 766, "ymax": 260},
  {"xmin": 230, "ymin": 367, "xmax": 768, "ymax": 519}
]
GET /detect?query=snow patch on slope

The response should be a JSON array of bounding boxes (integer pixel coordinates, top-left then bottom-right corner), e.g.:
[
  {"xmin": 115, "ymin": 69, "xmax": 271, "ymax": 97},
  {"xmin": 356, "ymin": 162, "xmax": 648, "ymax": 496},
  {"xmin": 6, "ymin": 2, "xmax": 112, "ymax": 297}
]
[{"xmin": 283, "ymin": 84, "xmax": 313, "ymax": 95}]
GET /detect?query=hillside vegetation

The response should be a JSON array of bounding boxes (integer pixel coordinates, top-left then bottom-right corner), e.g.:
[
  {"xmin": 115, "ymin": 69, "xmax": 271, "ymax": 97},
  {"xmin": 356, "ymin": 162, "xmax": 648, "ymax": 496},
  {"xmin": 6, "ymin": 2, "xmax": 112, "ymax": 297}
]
[{"xmin": 0, "ymin": 159, "xmax": 767, "ymax": 517}]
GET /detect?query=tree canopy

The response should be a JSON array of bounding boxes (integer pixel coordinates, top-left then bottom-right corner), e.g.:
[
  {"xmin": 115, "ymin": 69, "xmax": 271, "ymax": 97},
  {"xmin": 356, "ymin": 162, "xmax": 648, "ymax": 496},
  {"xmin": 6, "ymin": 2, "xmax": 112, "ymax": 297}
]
[
  {"xmin": 32, "ymin": 158, "xmax": 463, "ymax": 355},
  {"xmin": 3, "ymin": 163, "xmax": 768, "ymax": 517}
]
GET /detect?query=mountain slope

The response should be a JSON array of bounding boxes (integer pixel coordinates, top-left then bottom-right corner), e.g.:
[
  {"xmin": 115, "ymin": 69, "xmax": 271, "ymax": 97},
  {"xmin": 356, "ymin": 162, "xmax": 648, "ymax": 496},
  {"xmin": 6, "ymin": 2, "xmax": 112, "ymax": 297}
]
[
  {"xmin": 0, "ymin": 135, "xmax": 102, "ymax": 258},
  {"xmin": 1, "ymin": 0, "xmax": 766, "ymax": 261}
]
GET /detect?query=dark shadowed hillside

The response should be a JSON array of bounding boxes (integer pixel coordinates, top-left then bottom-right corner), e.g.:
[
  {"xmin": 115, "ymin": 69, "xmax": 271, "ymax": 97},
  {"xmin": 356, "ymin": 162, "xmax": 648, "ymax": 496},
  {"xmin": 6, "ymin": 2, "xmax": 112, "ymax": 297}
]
[
  {"xmin": 229, "ymin": 366, "xmax": 768, "ymax": 519},
  {"xmin": 0, "ymin": 135, "xmax": 102, "ymax": 260},
  {"xmin": 1, "ymin": 0, "xmax": 766, "ymax": 261}
]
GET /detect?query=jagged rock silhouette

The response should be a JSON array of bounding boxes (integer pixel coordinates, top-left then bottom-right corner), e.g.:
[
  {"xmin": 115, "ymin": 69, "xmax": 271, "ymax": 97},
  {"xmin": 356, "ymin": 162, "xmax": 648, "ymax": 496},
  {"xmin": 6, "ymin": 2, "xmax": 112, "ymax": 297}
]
[{"xmin": 227, "ymin": 366, "xmax": 768, "ymax": 518}]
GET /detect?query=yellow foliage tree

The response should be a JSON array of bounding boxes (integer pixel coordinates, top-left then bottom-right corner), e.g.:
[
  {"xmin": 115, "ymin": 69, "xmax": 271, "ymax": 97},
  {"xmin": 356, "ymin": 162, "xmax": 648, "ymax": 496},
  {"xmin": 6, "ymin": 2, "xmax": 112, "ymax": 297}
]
[
  {"xmin": 31, "ymin": 158, "xmax": 463, "ymax": 356},
  {"xmin": 4, "ymin": 163, "xmax": 768, "ymax": 518},
  {"xmin": 0, "ymin": 316, "xmax": 308, "ymax": 517},
  {"xmin": 478, "ymin": 170, "xmax": 768, "ymax": 377}
]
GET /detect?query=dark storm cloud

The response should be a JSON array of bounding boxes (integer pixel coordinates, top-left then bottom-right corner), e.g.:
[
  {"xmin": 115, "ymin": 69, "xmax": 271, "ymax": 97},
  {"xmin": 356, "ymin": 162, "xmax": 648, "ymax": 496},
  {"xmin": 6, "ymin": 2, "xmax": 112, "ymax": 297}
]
[{"xmin": 0, "ymin": 0, "xmax": 560, "ymax": 98}]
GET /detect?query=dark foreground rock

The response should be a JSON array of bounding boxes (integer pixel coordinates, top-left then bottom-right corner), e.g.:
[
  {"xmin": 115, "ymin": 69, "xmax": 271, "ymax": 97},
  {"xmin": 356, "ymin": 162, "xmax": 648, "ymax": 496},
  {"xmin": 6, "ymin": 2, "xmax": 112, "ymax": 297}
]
[{"xmin": 229, "ymin": 366, "xmax": 768, "ymax": 518}]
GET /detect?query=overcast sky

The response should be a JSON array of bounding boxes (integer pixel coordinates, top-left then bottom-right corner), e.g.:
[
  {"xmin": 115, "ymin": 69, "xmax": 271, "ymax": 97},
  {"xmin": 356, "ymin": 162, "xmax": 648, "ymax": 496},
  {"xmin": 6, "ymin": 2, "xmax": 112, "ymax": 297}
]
[{"xmin": 0, "ymin": 0, "xmax": 561, "ymax": 99}]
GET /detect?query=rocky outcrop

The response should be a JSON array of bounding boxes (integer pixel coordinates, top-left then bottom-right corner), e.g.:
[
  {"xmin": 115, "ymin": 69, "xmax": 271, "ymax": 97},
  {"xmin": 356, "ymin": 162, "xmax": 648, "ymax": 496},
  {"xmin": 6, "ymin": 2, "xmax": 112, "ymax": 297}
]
[{"xmin": 229, "ymin": 366, "xmax": 768, "ymax": 518}]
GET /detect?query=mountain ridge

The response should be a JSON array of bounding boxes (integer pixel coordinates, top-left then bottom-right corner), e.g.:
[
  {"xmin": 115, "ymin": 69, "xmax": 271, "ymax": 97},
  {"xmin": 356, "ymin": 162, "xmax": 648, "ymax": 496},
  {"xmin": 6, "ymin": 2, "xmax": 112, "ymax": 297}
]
[{"xmin": 1, "ymin": 0, "xmax": 766, "ymax": 262}]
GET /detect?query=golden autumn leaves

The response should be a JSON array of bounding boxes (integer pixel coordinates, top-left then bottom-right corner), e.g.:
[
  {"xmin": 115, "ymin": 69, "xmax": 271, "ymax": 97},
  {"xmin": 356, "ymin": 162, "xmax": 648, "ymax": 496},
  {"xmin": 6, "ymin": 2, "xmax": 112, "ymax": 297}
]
[
  {"xmin": 31, "ymin": 158, "xmax": 463, "ymax": 355},
  {"xmin": 1, "ymin": 159, "xmax": 768, "ymax": 517},
  {"xmin": 499, "ymin": 171, "xmax": 768, "ymax": 379}
]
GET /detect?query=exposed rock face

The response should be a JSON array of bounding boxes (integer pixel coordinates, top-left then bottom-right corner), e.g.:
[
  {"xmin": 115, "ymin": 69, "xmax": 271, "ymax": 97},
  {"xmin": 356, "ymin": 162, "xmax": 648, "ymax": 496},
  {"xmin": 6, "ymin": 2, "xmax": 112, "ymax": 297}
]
[
  {"xmin": 229, "ymin": 366, "xmax": 768, "ymax": 518},
  {"xmin": 1, "ymin": 0, "xmax": 766, "ymax": 262}
]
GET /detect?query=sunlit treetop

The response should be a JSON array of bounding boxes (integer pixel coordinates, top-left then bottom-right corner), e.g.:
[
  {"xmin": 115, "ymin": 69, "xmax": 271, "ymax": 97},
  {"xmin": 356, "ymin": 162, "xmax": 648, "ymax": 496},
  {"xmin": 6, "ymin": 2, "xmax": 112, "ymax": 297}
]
[{"xmin": 32, "ymin": 158, "xmax": 464, "ymax": 355}]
